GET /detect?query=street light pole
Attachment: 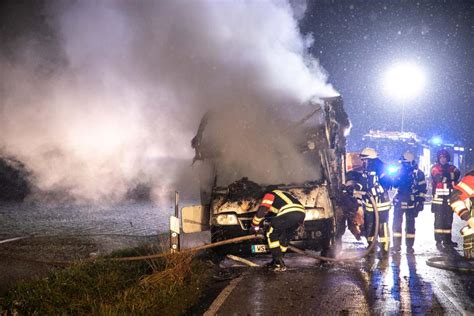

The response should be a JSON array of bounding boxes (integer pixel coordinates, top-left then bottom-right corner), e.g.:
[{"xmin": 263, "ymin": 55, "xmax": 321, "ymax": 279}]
[{"xmin": 401, "ymin": 102, "xmax": 405, "ymax": 133}]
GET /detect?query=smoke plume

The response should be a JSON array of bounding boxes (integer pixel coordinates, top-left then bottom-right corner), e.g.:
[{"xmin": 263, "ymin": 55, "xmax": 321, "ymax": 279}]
[{"xmin": 0, "ymin": 1, "xmax": 337, "ymax": 203}]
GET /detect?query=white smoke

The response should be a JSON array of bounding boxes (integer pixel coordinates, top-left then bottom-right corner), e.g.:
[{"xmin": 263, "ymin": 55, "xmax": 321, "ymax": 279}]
[{"xmin": 0, "ymin": 1, "xmax": 337, "ymax": 203}]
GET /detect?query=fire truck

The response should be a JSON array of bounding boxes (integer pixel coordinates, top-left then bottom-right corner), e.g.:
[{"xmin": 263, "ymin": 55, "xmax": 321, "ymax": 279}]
[
  {"xmin": 345, "ymin": 130, "xmax": 468, "ymax": 200},
  {"xmin": 357, "ymin": 130, "xmax": 467, "ymax": 175}
]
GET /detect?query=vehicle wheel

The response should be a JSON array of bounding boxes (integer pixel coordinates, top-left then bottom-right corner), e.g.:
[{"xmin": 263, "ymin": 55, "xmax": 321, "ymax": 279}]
[{"xmin": 210, "ymin": 227, "xmax": 227, "ymax": 258}]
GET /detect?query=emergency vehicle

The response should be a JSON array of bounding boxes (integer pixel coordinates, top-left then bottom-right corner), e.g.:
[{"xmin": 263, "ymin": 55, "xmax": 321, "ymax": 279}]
[{"xmin": 354, "ymin": 130, "xmax": 466, "ymax": 177}]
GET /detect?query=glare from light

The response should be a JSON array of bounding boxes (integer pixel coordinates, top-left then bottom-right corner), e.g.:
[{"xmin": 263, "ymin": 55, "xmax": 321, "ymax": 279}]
[
  {"xmin": 383, "ymin": 62, "xmax": 426, "ymax": 100},
  {"xmin": 430, "ymin": 136, "xmax": 442, "ymax": 146},
  {"xmin": 387, "ymin": 164, "xmax": 399, "ymax": 176}
]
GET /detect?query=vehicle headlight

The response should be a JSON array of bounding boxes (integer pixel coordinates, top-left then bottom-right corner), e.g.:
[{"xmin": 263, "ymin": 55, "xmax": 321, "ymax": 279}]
[
  {"xmin": 214, "ymin": 214, "xmax": 239, "ymax": 225},
  {"xmin": 305, "ymin": 208, "xmax": 321, "ymax": 221}
]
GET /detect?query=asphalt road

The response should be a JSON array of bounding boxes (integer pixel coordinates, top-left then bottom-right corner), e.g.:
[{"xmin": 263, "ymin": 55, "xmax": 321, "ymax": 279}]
[
  {"xmin": 201, "ymin": 209, "xmax": 474, "ymax": 315},
  {"xmin": 1, "ymin": 202, "xmax": 473, "ymax": 314}
]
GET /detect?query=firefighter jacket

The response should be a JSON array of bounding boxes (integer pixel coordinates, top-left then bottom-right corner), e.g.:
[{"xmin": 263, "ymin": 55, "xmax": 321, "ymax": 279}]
[
  {"xmin": 251, "ymin": 190, "xmax": 305, "ymax": 226},
  {"xmin": 345, "ymin": 170, "xmax": 365, "ymax": 208},
  {"xmin": 393, "ymin": 164, "xmax": 427, "ymax": 209},
  {"xmin": 431, "ymin": 163, "xmax": 460, "ymax": 205},
  {"xmin": 361, "ymin": 158, "xmax": 391, "ymax": 212},
  {"xmin": 450, "ymin": 170, "xmax": 474, "ymax": 221},
  {"xmin": 346, "ymin": 170, "xmax": 364, "ymax": 193}
]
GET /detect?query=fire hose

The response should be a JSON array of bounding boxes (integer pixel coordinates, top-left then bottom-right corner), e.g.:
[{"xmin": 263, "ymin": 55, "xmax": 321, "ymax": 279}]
[
  {"xmin": 108, "ymin": 195, "xmax": 380, "ymax": 263},
  {"xmin": 425, "ymin": 226, "xmax": 474, "ymax": 272},
  {"xmin": 425, "ymin": 254, "xmax": 474, "ymax": 272},
  {"xmin": 0, "ymin": 234, "xmax": 265, "ymax": 265},
  {"xmin": 112, "ymin": 234, "xmax": 265, "ymax": 261},
  {"xmin": 114, "ymin": 196, "xmax": 380, "ymax": 263},
  {"xmin": 287, "ymin": 195, "xmax": 380, "ymax": 263}
]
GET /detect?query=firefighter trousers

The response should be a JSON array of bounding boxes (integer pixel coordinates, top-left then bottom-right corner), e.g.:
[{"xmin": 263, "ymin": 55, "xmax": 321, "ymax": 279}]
[
  {"xmin": 364, "ymin": 209, "xmax": 390, "ymax": 252},
  {"xmin": 392, "ymin": 204, "xmax": 416, "ymax": 249},
  {"xmin": 432, "ymin": 199, "xmax": 454, "ymax": 243},
  {"xmin": 364, "ymin": 210, "xmax": 390, "ymax": 252},
  {"xmin": 267, "ymin": 211, "xmax": 305, "ymax": 261}
]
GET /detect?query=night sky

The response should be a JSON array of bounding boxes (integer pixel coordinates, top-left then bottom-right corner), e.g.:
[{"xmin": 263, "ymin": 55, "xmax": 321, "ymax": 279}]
[{"xmin": 300, "ymin": 0, "xmax": 473, "ymax": 151}]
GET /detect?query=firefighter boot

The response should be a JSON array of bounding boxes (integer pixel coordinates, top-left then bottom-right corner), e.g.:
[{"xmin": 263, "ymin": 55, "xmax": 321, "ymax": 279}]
[
  {"xmin": 379, "ymin": 238, "xmax": 390, "ymax": 257},
  {"xmin": 406, "ymin": 238, "xmax": 415, "ymax": 254},
  {"xmin": 268, "ymin": 258, "xmax": 287, "ymax": 272},
  {"xmin": 443, "ymin": 235, "xmax": 458, "ymax": 248},
  {"xmin": 391, "ymin": 237, "xmax": 402, "ymax": 253},
  {"xmin": 264, "ymin": 259, "xmax": 276, "ymax": 268},
  {"xmin": 436, "ymin": 242, "xmax": 444, "ymax": 252},
  {"xmin": 379, "ymin": 244, "xmax": 389, "ymax": 257}
]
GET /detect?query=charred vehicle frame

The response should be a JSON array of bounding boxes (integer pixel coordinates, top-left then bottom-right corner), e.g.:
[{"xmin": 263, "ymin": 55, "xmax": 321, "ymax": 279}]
[{"xmin": 181, "ymin": 96, "xmax": 353, "ymax": 256}]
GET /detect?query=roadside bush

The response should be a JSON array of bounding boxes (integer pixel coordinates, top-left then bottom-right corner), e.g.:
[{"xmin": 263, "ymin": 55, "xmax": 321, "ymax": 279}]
[{"xmin": 0, "ymin": 247, "xmax": 211, "ymax": 315}]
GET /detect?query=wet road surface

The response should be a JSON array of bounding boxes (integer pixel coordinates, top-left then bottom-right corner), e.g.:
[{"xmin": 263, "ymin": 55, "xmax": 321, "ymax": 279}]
[
  {"xmin": 210, "ymin": 252, "xmax": 473, "ymax": 315},
  {"xmin": 204, "ymin": 209, "xmax": 474, "ymax": 315},
  {"xmin": 1, "ymin": 202, "xmax": 473, "ymax": 314}
]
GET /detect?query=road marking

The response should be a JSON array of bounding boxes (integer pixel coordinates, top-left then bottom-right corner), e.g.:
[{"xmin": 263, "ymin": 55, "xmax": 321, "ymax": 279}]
[
  {"xmin": 204, "ymin": 273, "xmax": 245, "ymax": 316},
  {"xmin": 0, "ymin": 236, "xmax": 28, "ymax": 244}
]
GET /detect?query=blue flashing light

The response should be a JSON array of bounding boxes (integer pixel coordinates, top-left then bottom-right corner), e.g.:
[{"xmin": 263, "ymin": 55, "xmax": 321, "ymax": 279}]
[
  {"xmin": 387, "ymin": 164, "xmax": 399, "ymax": 176},
  {"xmin": 430, "ymin": 136, "xmax": 442, "ymax": 146}
]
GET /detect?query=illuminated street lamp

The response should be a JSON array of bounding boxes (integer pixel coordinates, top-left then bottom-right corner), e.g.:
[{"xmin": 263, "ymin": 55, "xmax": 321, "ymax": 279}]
[{"xmin": 382, "ymin": 62, "xmax": 426, "ymax": 133}]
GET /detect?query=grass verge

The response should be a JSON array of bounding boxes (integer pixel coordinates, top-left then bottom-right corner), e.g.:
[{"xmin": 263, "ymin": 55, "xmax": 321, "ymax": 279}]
[{"xmin": 0, "ymin": 244, "xmax": 212, "ymax": 315}]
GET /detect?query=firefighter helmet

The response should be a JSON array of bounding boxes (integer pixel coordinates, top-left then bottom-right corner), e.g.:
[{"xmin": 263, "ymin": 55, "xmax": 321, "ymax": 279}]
[
  {"xmin": 400, "ymin": 152, "xmax": 415, "ymax": 163},
  {"xmin": 360, "ymin": 147, "xmax": 378, "ymax": 159},
  {"xmin": 437, "ymin": 149, "xmax": 451, "ymax": 162}
]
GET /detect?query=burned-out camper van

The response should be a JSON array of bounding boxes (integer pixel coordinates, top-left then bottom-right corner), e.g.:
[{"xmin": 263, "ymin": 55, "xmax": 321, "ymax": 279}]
[{"xmin": 181, "ymin": 96, "xmax": 355, "ymax": 255}]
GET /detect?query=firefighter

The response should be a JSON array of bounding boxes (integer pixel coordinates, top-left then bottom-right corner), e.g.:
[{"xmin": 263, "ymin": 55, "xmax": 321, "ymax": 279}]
[
  {"xmin": 344, "ymin": 169, "xmax": 365, "ymax": 241},
  {"xmin": 431, "ymin": 148, "xmax": 460, "ymax": 250},
  {"xmin": 250, "ymin": 188, "xmax": 306, "ymax": 272},
  {"xmin": 359, "ymin": 148, "xmax": 392, "ymax": 255},
  {"xmin": 449, "ymin": 170, "xmax": 474, "ymax": 258},
  {"xmin": 391, "ymin": 152, "xmax": 427, "ymax": 254},
  {"xmin": 338, "ymin": 153, "xmax": 366, "ymax": 245}
]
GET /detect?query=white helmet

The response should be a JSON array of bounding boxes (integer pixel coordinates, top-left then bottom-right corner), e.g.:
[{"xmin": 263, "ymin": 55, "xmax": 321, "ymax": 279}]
[
  {"xmin": 360, "ymin": 147, "xmax": 378, "ymax": 159},
  {"xmin": 400, "ymin": 152, "xmax": 415, "ymax": 163}
]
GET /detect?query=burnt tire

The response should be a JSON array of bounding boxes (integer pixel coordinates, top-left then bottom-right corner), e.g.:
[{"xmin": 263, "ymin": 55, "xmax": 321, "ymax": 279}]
[
  {"xmin": 320, "ymin": 236, "xmax": 336, "ymax": 258},
  {"xmin": 210, "ymin": 227, "xmax": 253, "ymax": 257},
  {"xmin": 210, "ymin": 228, "xmax": 228, "ymax": 258}
]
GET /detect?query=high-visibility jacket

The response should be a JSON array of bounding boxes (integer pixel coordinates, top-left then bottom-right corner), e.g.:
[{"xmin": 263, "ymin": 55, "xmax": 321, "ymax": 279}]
[
  {"xmin": 361, "ymin": 158, "xmax": 391, "ymax": 212},
  {"xmin": 346, "ymin": 163, "xmax": 391, "ymax": 212},
  {"xmin": 431, "ymin": 163, "xmax": 460, "ymax": 205},
  {"xmin": 252, "ymin": 190, "xmax": 305, "ymax": 226},
  {"xmin": 393, "ymin": 165, "xmax": 427, "ymax": 209},
  {"xmin": 345, "ymin": 170, "xmax": 365, "ymax": 202},
  {"xmin": 450, "ymin": 170, "xmax": 474, "ymax": 221}
]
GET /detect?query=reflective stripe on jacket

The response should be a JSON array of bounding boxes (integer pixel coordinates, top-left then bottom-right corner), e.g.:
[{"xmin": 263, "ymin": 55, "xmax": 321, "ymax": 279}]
[
  {"xmin": 450, "ymin": 171, "xmax": 474, "ymax": 221},
  {"xmin": 431, "ymin": 163, "xmax": 460, "ymax": 198},
  {"xmin": 252, "ymin": 190, "xmax": 305, "ymax": 225}
]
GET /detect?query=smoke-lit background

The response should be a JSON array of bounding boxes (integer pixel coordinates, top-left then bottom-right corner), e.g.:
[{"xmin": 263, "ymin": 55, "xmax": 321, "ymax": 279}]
[{"xmin": 0, "ymin": 1, "xmax": 336, "ymax": 203}]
